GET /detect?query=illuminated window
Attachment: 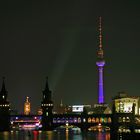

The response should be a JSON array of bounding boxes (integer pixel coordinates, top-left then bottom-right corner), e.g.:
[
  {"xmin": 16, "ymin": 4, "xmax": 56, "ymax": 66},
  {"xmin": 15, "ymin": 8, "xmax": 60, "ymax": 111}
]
[
  {"xmin": 43, "ymin": 95, "xmax": 45, "ymax": 99},
  {"xmin": 74, "ymin": 118, "xmax": 77, "ymax": 123},
  {"xmin": 88, "ymin": 118, "xmax": 91, "ymax": 123},
  {"xmin": 100, "ymin": 118, "xmax": 103, "ymax": 123},
  {"xmin": 108, "ymin": 117, "xmax": 111, "ymax": 123},
  {"xmin": 83, "ymin": 118, "xmax": 86, "ymax": 122},
  {"xmin": 96, "ymin": 118, "xmax": 99, "ymax": 123},
  {"xmin": 126, "ymin": 117, "xmax": 130, "ymax": 122},
  {"xmin": 78, "ymin": 117, "xmax": 81, "ymax": 123},
  {"xmin": 16, "ymin": 117, "xmax": 18, "ymax": 120},
  {"xmin": 119, "ymin": 102, "xmax": 124, "ymax": 112},
  {"xmin": 122, "ymin": 117, "xmax": 125, "ymax": 122},
  {"xmin": 46, "ymin": 112, "xmax": 48, "ymax": 116},
  {"xmin": 92, "ymin": 118, "xmax": 95, "ymax": 123},
  {"xmin": 104, "ymin": 118, "xmax": 107, "ymax": 123}
]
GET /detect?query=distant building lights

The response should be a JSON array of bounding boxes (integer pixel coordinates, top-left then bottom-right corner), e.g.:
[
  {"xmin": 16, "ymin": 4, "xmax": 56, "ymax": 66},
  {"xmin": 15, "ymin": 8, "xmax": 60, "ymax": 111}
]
[
  {"xmin": 83, "ymin": 118, "xmax": 86, "ymax": 122},
  {"xmin": 98, "ymin": 123, "xmax": 101, "ymax": 126},
  {"xmin": 16, "ymin": 117, "xmax": 18, "ymax": 119}
]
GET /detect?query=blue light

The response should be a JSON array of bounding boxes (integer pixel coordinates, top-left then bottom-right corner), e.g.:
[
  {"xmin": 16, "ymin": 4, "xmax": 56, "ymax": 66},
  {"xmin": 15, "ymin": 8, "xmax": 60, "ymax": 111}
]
[{"xmin": 97, "ymin": 61, "xmax": 105, "ymax": 104}]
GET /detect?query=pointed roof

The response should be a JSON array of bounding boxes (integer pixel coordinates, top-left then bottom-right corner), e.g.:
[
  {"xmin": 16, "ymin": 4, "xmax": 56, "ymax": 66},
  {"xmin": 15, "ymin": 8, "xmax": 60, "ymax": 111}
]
[
  {"xmin": 45, "ymin": 77, "xmax": 50, "ymax": 91},
  {"xmin": 1, "ymin": 77, "xmax": 7, "ymax": 93},
  {"xmin": 43, "ymin": 76, "xmax": 51, "ymax": 95},
  {"xmin": 97, "ymin": 16, "xmax": 104, "ymax": 59},
  {"xmin": 42, "ymin": 77, "xmax": 52, "ymax": 102},
  {"xmin": 60, "ymin": 99, "xmax": 63, "ymax": 107}
]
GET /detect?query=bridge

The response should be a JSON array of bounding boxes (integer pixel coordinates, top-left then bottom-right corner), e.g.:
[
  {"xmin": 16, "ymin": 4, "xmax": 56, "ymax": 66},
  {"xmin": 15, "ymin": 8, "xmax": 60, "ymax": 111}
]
[
  {"xmin": 10, "ymin": 112, "xmax": 140, "ymax": 133},
  {"xmin": 10, "ymin": 114, "xmax": 112, "ymax": 131},
  {"xmin": 52, "ymin": 114, "xmax": 112, "ymax": 131}
]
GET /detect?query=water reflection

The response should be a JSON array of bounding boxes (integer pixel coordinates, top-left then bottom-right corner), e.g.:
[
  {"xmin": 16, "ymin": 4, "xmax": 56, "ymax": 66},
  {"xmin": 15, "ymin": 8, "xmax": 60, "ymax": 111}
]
[
  {"xmin": 3, "ymin": 131, "xmax": 9, "ymax": 140},
  {"xmin": 33, "ymin": 131, "xmax": 39, "ymax": 140},
  {"xmin": 66, "ymin": 130, "xmax": 69, "ymax": 140},
  {"xmin": 0, "ymin": 131, "xmax": 112, "ymax": 140},
  {"xmin": 96, "ymin": 132, "xmax": 110, "ymax": 140},
  {"xmin": 46, "ymin": 131, "xmax": 53, "ymax": 140}
]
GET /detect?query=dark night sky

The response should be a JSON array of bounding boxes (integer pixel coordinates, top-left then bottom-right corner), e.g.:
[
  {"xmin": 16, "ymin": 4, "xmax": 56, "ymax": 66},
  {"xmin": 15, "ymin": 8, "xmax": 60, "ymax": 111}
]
[{"xmin": 0, "ymin": 1, "xmax": 140, "ymax": 113}]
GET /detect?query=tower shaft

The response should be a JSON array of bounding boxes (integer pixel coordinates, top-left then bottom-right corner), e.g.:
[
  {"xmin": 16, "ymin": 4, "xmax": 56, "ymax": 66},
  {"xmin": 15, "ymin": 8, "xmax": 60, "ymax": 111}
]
[{"xmin": 97, "ymin": 64, "xmax": 105, "ymax": 103}]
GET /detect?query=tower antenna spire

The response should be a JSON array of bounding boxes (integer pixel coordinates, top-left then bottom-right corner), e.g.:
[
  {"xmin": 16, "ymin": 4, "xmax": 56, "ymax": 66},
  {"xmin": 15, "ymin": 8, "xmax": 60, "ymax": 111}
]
[{"xmin": 98, "ymin": 16, "xmax": 104, "ymax": 59}]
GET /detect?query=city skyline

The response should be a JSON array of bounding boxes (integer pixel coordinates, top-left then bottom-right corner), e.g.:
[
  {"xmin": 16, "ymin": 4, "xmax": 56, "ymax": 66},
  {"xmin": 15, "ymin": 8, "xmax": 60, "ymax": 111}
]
[{"xmin": 0, "ymin": 1, "xmax": 140, "ymax": 113}]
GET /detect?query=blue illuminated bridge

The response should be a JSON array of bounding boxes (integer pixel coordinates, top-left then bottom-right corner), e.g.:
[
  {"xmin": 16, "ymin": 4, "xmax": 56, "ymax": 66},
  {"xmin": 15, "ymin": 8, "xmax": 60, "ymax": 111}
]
[
  {"xmin": 10, "ymin": 112, "xmax": 140, "ymax": 133},
  {"xmin": 52, "ymin": 114, "xmax": 112, "ymax": 131},
  {"xmin": 10, "ymin": 114, "xmax": 112, "ymax": 132}
]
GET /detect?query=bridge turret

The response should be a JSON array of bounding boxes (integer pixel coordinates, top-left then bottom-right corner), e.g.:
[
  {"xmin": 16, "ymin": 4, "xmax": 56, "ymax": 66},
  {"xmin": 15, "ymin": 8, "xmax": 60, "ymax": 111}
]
[
  {"xmin": 0, "ymin": 77, "xmax": 10, "ymax": 131},
  {"xmin": 41, "ymin": 77, "xmax": 53, "ymax": 130}
]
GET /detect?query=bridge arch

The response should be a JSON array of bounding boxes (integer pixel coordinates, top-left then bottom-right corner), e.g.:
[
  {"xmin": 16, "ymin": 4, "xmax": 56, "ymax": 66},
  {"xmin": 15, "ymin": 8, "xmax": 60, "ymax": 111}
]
[
  {"xmin": 118, "ymin": 125, "xmax": 131, "ymax": 133},
  {"xmin": 88, "ymin": 124, "xmax": 110, "ymax": 132},
  {"xmin": 53, "ymin": 117, "xmax": 82, "ymax": 124},
  {"xmin": 92, "ymin": 117, "xmax": 95, "ymax": 123},
  {"xmin": 88, "ymin": 117, "xmax": 91, "ymax": 123},
  {"xmin": 87, "ymin": 117, "xmax": 112, "ymax": 124},
  {"xmin": 96, "ymin": 118, "xmax": 99, "ymax": 123},
  {"xmin": 54, "ymin": 124, "xmax": 81, "ymax": 133},
  {"xmin": 108, "ymin": 117, "xmax": 111, "ymax": 123}
]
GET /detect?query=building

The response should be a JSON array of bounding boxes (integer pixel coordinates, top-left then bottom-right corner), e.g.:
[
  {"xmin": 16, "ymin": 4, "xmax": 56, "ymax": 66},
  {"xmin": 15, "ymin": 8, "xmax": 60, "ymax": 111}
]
[
  {"xmin": 24, "ymin": 97, "xmax": 31, "ymax": 115},
  {"xmin": 55, "ymin": 103, "xmax": 92, "ymax": 114},
  {"xmin": 54, "ymin": 100, "xmax": 66, "ymax": 114},
  {"xmin": 68, "ymin": 105, "xmax": 91, "ymax": 114},
  {"xmin": 41, "ymin": 77, "xmax": 53, "ymax": 130},
  {"xmin": 113, "ymin": 92, "xmax": 140, "ymax": 115},
  {"xmin": 0, "ymin": 77, "xmax": 10, "ymax": 131}
]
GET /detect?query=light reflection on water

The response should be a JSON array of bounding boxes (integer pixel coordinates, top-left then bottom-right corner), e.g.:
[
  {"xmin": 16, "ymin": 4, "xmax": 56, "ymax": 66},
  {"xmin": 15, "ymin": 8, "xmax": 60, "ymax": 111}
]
[{"xmin": 0, "ymin": 131, "xmax": 111, "ymax": 140}]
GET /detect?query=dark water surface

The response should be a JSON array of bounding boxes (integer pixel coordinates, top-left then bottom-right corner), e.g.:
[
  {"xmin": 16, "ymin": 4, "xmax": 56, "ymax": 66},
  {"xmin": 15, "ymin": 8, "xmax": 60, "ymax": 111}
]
[{"xmin": 0, "ymin": 131, "xmax": 111, "ymax": 140}]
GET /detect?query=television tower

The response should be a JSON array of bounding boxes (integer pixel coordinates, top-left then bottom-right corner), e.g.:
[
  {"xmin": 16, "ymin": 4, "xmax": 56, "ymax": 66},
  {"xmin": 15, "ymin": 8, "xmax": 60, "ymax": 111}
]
[{"xmin": 96, "ymin": 17, "xmax": 105, "ymax": 104}]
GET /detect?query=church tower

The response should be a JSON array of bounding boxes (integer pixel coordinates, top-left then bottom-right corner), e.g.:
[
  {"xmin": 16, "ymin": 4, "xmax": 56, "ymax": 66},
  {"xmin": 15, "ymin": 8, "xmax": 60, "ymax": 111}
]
[
  {"xmin": 0, "ymin": 77, "xmax": 10, "ymax": 131},
  {"xmin": 24, "ymin": 97, "xmax": 31, "ymax": 115},
  {"xmin": 41, "ymin": 77, "xmax": 53, "ymax": 130}
]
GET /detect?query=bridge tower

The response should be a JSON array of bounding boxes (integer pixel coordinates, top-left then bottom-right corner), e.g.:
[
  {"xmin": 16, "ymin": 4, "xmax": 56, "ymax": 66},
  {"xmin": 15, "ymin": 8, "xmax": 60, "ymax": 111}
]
[
  {"xmin": 41, "ymin": 77, "xmax": 53, "ymax": 130},
  {"xmin": 0, "ymin": 77, "xmax": 10, "ymax": 131}
]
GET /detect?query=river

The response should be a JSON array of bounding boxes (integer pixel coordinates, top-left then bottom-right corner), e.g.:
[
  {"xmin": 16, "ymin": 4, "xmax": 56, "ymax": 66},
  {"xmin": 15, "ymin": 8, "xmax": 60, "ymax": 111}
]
[{"xmin": 0, "ymin": 131, "xmax": 111, "ymax": 140}]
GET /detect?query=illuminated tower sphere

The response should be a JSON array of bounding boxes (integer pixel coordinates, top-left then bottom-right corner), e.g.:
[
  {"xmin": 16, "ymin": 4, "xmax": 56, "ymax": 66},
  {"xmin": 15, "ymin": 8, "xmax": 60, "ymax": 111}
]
[
  {"xmin": 0, "ymin": 77, "xmax": 10, "ymax": 131},
  {"xmin": 41, "ymin": 77, "xmax": 53, "ymax": 130},
  {"xmin": 96, "ymin": 17, "xmax": 105, "ymax": 104},
  {"xmin": 24, "ymin": 97, "xmax": 31, "ymax": 115}
]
